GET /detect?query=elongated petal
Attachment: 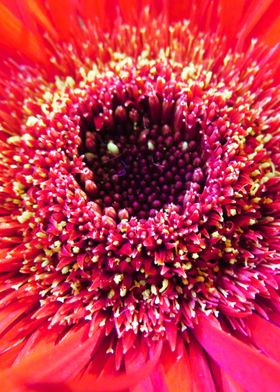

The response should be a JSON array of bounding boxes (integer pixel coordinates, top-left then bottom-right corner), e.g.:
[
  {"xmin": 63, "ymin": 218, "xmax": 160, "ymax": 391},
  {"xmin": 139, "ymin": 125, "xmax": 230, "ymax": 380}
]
[
  {"xmin": 246, "ymin": 313, "xmax": 280, "ymax": 362},
  {"xmin": 194, "ymin": 315, "xmax": 280, "ymax": 392},
  {"xmin": 249, "ymin": 0, "xmax": 280, "ymax": 44},
  {"xmin": 161, "ymin": 339, "xmax": 192, "ymax": 392},
  {"xmin": 189, "ymin": 337, "xmax": 216, "ymax": 392},
  {"xmin": 238, "ymin": 0, "xmax": 275, "ymax": 39},
  {"xmin": 25, "ymin": 0, "xmax": 58, "ymax": 38},
  {"xmin": 0, "ymin": 2, "xmax": 46, "ymax": 63},
  {"xmin": 210, "ymin": 357, "xmax": 245, "ymax": 392},
  {"xmin": 125, "ymin": 342, "xmax": 155, "ymax": 392},
  {"xmin": 0, "ymin": 326, "xmax": 103, "ymax": 390},
  {"xmin": 28, "ymin": 341, "xmax": 163, "ymax": 392}
]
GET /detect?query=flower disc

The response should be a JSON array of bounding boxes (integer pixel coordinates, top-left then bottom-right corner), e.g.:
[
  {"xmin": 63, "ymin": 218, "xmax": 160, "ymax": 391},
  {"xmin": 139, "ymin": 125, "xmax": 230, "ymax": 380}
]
[{"xmin": 0, "ymin": 9, "xmax": 279, "ymax": 385}]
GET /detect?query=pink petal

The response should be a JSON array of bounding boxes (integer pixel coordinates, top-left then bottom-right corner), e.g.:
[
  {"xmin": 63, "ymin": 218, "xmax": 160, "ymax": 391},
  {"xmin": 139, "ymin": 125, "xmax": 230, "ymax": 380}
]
[
  {"xmin": 189, "ymin": 337, "xmax": 216, "ymax": 392},
  {"xmin": 161, "ymin": 339, "xmax": 192, "ymax": 392},
  {"xmin": 246, "ymin": 313, "xmax": 280, "ymax": 362},
  {"xmin": 210, "ymin": 357, "xmax": 245, "ymax": 392},
  {"xmin": 194, "ymin": 315, "xmax": 280, "ymax": 392}
]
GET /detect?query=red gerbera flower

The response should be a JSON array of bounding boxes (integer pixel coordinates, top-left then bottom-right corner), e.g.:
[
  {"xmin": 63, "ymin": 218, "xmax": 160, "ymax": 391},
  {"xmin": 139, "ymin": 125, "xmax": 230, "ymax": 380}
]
[{"xmin": 0, "ymin": 1, "xmax": 280, "ymax": 391}]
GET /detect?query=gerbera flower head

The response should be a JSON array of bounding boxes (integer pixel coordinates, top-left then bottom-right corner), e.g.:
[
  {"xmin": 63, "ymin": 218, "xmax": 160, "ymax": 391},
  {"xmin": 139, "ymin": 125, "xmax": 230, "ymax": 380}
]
[{"xmin": 0, "ymin": 1, "xmax": 280, "ymax": 391}]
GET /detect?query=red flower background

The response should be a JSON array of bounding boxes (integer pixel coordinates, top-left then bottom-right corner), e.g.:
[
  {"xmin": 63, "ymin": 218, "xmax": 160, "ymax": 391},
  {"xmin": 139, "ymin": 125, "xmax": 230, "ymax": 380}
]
[{"xmin": 0, "ymin": 1, "xmax": 279, "ymax": 391}]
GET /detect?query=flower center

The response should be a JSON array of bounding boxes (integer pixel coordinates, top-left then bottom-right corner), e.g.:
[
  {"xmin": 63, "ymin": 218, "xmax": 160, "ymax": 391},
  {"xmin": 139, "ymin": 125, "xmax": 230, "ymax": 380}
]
[
  {"xmin": 79, "ymin": 94, "xmax": 205, "ymax": 219},
  {"xmin": 3, "ymin": 19, "xmax": 278, "ymax": 347}
]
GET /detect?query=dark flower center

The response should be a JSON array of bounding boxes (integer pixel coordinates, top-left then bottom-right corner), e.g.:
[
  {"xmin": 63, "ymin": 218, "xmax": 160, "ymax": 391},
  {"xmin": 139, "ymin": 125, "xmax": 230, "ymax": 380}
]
[{"xmin": 78, "ymin": 92, "xmax": 206, "ymax": 219}]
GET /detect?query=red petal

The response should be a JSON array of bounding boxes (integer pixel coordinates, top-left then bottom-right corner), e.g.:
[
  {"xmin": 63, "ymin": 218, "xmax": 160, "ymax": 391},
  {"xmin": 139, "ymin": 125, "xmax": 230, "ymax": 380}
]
[
  {"xmin": 125, "ymin": 342, "xmax": 154, "ymax": 392},
  {"xmin": 81, "ymin": 341, "xmax": 162, "ymax": 392},
  {"xmin": 262, "ymin": 14, "xmax": 280, "ymax": 46},
  {"xmin": 249, "ymin": 0, "xmax": 280, "ymax": 44},
  {"xmin": 24, "ymin": 0, "xmax": 57, "ymax": 38},
  {"xmin": 1, "ymin": 325, "xmax": 103, "ymax": 388},
  {"xmin": 79, "ymin": 0, "xmax": 105, "ymax": 26},
  {"xmin": 0, "ymin": 302, "xmax": 34, "ymax": 338},
  {"xmin": 21, "ymin": 382, "xmax": 71, "ymax": 392},
  {"xmin": 46, "ymin": 0, "xmax": 79, "ymax": 40},
  {"xmin": 194, "ymin": 315, "xmax": 280, "ymax": 392},
  {"xmin": 236, "ymin": 0, "xmax": 275, "ymax": 48},
  {"xmin": 28, "ymin": 341, "xmax": 162, "ymax": 392},
  {"xmin": 220, "ymin": 0, "xmax": 245, "ymax": 39}
]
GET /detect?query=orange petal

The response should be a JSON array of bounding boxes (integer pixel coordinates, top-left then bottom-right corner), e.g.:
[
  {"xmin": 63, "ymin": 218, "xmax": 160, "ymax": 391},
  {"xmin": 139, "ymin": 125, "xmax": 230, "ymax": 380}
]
[
  {"xmin": 23, "ymin": 0, "xmax": 58, "ymax": 38},
  {"xmin": 0, "ymin": 2, "xmax": 46, "ymax": 63},
  {"xmin": 45, "ymin": 0, "xmax": 76, "ymax": 39},
  {"xmin": 262, "ymin": 13, "xmax": 280, "ymax": 46},
  {"xmin": 236, "ymin": 0, "xmax": 275, "ymax": 48},
  {"xmin": 219, "ymin": 0, "xmax": 245, "ymax": 38}
]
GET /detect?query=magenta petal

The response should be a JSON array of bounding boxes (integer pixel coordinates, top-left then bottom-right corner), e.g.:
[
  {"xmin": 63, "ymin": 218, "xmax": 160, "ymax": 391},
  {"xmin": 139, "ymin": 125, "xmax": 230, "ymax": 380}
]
[
  {"xmin": 189, "ymin": 337, "xmax": 216, "ymax": 392},
  {"xmin": 210, "ymin": 357, "xmax": 245, "ymax": 392},
  {"xmin": 194, "ymin": 315, "xmax": 280, "ymax": 392},
  {"xmin": 125, "ymin": 342, "xmax": 154, "ymax": 392},
  {"xmin": 246, "ymin": 313, "xmax": 280, "ymax": 362}
]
